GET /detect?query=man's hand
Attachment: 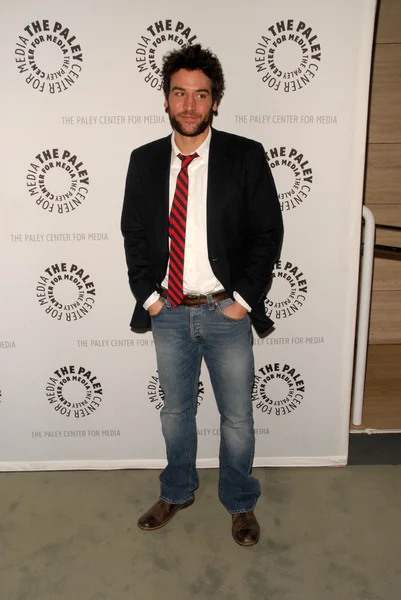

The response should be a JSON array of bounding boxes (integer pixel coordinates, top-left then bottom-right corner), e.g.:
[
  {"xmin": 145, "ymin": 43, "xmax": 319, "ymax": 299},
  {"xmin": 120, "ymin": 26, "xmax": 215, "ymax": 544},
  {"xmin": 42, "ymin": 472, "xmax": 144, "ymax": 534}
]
[
  {"xmin": 148, "ymin": 298, "xmax": 164, "ymax": 316},
  {"xmin": 221, "ymin": 300, "xmax": 248, "ymax": 319}
]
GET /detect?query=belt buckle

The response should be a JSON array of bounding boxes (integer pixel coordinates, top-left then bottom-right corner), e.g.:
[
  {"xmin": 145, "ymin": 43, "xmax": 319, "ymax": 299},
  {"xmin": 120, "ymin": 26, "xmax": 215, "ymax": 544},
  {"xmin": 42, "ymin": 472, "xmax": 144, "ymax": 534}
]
[{"xmin": 187, "ymin": 293, "xmax": 202, "ymax": 306}]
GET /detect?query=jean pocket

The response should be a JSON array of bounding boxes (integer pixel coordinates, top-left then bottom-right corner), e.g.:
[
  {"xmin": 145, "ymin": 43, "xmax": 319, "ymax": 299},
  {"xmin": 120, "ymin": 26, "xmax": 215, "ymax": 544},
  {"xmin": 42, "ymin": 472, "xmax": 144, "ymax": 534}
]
[
  {"xmin": 216, "ymin": 298, "xmax": 248, "ymax": 322},
  {"xmin": 149, "ymin": 297, "xmax": 167, "ymax": 318}
]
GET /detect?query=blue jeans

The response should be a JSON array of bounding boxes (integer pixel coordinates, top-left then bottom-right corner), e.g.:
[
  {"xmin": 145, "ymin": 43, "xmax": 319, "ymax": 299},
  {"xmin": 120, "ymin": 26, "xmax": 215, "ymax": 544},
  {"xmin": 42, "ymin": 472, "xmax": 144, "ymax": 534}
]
[{"xmin": 151, "ymin": 296, "xmax": 261, "ymax": 514}]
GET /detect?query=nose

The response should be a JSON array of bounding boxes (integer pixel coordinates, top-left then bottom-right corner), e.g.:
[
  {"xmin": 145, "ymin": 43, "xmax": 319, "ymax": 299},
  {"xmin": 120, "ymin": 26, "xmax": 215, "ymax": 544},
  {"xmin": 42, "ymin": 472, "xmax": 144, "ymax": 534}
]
[{"xmin": 183, "ymin": 93, "xmax": 196, "ymax": 111}]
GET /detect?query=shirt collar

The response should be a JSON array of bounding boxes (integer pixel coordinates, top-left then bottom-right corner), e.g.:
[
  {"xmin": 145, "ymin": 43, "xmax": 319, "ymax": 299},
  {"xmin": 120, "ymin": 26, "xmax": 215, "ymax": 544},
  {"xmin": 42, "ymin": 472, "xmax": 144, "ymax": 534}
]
[{"xmin": 171, "ymin": 127, "xmax": 211, "ymax": 165}]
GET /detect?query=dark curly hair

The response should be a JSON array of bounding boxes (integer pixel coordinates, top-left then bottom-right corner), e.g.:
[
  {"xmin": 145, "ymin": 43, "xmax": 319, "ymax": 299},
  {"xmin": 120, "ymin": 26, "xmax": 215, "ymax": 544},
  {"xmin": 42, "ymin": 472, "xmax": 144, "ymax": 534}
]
[{"xmin": 162, "ymin": 44, "xmax": 225, "ymax": 115}]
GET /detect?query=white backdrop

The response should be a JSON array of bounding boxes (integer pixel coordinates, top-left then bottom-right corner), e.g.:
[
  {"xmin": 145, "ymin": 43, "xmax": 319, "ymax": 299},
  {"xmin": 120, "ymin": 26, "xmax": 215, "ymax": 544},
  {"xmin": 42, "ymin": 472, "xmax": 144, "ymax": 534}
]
[{"xmin": 0, "ymin": 0, "xmax": 377, "ymax": 470}]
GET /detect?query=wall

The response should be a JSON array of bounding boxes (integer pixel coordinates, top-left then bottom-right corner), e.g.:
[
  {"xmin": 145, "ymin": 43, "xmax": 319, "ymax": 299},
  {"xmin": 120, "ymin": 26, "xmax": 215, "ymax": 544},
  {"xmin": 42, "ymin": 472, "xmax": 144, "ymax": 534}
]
[{"xmin": 366, "ymin": 0, "xmax": 401, "ymax": 344}]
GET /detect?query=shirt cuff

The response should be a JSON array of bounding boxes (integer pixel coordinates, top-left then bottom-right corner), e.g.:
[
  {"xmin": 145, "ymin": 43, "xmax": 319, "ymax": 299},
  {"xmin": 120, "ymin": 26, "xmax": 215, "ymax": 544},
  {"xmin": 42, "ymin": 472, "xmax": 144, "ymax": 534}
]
[
  {"xmin": 233, "ymin": 291, "xmax": 252, "ymax": 312},
  {"xmin": 143, "ymin": 291, "xmax": 160, "ymax": 310}
]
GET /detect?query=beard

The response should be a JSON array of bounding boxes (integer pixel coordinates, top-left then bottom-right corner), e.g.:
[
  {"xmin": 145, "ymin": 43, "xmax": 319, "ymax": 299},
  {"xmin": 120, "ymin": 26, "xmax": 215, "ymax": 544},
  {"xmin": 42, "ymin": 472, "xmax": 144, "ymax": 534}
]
[{"xmin": 167, "ymin": 106, "xmax": 214, "ymax": 138}]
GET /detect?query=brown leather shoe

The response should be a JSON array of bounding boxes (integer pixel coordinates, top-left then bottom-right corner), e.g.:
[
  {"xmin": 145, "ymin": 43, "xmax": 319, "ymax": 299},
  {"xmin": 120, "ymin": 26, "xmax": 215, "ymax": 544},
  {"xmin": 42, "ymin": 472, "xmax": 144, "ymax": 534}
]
[
  {"xmin": 137, "ymin": 497, "xmax": 195, "ymax": 531},
  {"xmin": 232, "ymin": 511, "xmax": 260, "ymax": 546}
]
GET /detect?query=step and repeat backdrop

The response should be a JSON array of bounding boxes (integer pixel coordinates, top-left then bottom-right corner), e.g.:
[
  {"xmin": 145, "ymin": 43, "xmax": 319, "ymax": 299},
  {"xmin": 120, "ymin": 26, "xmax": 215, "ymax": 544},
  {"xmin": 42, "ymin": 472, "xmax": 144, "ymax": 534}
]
[{"xmin": 0, "ymin": 0, "xmax": 376, "ymax": 470}]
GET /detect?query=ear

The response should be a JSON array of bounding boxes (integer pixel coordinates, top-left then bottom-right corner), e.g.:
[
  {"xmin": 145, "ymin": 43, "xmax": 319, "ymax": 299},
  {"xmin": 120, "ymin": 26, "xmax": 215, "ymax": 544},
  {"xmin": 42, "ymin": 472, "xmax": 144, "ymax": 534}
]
[
  {"xmin": 163, "ymin": 96, "xmax": 168, "ymax": 111},
  {"xmin": 212, "ymin": 99, "xmax": 218, "ymax": 113}
]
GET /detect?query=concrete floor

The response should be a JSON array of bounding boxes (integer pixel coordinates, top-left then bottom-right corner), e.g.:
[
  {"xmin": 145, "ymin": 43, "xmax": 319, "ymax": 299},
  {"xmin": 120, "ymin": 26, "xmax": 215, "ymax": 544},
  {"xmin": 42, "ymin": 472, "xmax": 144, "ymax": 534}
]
[{"xmin": 1, "ymin": 466, "xmax": 400, "ymax": 600}]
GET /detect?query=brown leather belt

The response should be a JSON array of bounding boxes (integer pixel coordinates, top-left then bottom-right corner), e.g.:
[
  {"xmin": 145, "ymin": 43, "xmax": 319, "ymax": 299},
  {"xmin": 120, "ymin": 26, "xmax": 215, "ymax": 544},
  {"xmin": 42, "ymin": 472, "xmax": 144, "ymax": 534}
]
[{"xmin": 159, "ymin": 288, "xmax": 230, "ymax": 306}]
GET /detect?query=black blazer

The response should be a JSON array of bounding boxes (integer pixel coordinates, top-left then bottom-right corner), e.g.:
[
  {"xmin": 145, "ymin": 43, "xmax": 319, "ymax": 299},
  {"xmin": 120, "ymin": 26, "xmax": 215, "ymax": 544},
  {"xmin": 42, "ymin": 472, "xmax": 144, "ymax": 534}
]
[{"xmin": 121, "ymin": 128, "xmax": 283, "ymax": 334}]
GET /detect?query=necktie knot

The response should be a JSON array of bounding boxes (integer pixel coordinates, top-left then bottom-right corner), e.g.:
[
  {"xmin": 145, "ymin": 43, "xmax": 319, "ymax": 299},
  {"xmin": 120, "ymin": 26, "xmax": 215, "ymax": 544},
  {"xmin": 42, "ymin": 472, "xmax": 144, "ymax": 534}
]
[{"xmin": 178, "ymin": 152, "xmax": 199, "ymax": 169}]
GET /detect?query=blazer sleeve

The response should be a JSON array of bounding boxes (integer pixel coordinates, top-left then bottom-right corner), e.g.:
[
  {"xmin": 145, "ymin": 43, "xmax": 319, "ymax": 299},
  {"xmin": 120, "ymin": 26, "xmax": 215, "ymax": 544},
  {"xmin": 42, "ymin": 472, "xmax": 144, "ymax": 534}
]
[
  {"xmin": 121, "ymin": 152, "xmax": 157, "ymax": 307},
  {"xmin": 234, "ymin": 141, "xmax": 283, "ymax": 309}
]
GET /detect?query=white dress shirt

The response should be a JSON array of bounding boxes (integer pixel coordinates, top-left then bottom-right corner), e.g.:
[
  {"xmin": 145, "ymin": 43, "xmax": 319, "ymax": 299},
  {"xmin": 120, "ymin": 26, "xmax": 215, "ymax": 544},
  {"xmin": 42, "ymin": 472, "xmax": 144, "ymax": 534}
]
[{"xmin": 144, "ymin": 128, "xmax": 250, "ymax": 311}]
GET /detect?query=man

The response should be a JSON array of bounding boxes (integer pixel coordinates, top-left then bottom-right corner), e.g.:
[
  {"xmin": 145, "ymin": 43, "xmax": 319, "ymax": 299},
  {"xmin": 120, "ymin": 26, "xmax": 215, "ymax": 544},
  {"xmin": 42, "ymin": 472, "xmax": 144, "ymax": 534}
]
[{"xmin": 121, "ymin": 44, "xmax": 283, "ymax": 546}]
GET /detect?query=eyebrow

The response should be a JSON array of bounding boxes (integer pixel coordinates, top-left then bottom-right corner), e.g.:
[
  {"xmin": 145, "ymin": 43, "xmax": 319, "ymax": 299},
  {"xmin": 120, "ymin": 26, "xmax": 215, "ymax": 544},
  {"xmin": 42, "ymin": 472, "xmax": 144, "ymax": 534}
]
[{"xmin": 171, "ymin": 86, "xmax": 210, "ymax": 94}]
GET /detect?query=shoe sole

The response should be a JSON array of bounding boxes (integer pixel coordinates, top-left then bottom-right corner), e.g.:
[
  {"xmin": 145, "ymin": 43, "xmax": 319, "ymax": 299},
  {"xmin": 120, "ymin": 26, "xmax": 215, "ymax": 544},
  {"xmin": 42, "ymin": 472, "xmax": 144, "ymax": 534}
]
[{"xmin": 137, "ymin": 497, "xmax": 195, "ymax": 531}]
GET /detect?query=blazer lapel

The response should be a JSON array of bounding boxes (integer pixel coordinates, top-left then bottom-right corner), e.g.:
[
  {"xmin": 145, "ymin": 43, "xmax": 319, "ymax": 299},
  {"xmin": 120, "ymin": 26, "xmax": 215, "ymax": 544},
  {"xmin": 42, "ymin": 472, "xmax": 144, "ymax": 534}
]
[
  {"xmin": 207, "ymin": 129, "xmax": 231, "ymax": 247},
  {"xmin": 148, "ymin": 135, "xmax": 171, "ymax": 252}
]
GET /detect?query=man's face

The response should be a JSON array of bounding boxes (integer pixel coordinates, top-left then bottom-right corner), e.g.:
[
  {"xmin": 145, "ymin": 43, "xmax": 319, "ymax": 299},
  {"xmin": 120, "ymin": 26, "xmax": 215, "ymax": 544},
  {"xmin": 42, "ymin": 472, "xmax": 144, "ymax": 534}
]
[{"xmin": 164, "ymin": 69, "xmax": 218, "ymax": 138}]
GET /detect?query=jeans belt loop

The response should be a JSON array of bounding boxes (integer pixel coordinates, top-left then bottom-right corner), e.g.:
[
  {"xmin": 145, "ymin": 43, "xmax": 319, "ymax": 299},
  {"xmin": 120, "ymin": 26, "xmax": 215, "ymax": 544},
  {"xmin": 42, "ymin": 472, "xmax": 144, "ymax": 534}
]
[{"xmin": 207, "ymin": 293, "xmax": 215, "ymax": 311}]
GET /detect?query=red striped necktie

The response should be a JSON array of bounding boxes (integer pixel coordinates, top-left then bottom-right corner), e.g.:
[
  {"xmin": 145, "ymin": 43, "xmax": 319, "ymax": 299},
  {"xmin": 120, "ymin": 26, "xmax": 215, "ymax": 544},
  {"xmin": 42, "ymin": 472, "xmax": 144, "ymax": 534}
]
[{"xmin": 167, "ymin": 152, "xmax": 199, "ymax": 307}]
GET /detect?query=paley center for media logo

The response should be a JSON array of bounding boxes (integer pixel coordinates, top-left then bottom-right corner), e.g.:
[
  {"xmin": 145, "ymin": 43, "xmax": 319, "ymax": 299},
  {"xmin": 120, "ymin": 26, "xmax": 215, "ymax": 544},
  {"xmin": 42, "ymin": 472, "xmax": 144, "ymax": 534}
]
[
  {"xmin": 255, "ymin": 19, "xmax": 321, "ymax": 92},
  {"xmin": 36, "ymin": 262, "xmax": 96, "ymax": 322},
  {"xmin": 265, "ymin": 260, "xmax": 308, "ymax": 320},
  {"xmin": 147, "ymin": 372, "xmax": 204, "ymax": 410},
  {"xmin": 265, "ymin": 146, "xmax": 313, "ymax": 211},
  {"xmin": 253, "ymin": 362, "xmax": 306, "ymax": 416},
  {"xmin": 46, "ymin": 365, "xmax": 103, "ymax": 418},
  {"xmin": 136, "ymin": 19, "xmax": 198, "ymax": 91},
  {"xmin": 15, "ymin": 20, "xmax": 83, "ymax": 93},
  {"xmin": 26, "ymin": 148, "xmax": 89, "ymax": 214}
]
